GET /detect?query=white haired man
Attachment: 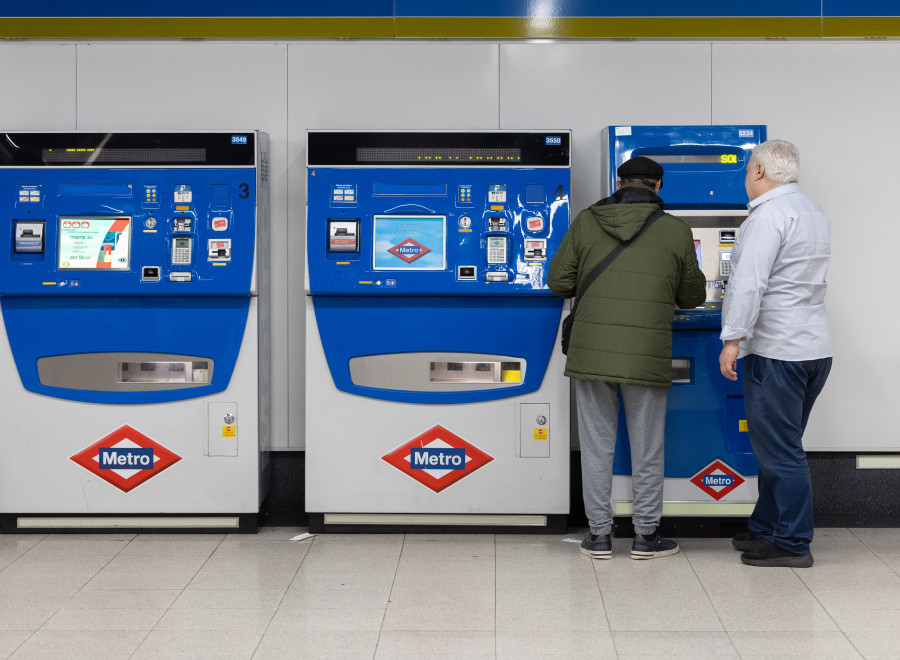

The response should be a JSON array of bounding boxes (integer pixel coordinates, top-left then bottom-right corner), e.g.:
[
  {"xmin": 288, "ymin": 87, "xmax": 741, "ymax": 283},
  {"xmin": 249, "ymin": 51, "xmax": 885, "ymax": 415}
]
[{"xmin": 718, "ymin": 139, "xmax": 832, "ymax": 567}]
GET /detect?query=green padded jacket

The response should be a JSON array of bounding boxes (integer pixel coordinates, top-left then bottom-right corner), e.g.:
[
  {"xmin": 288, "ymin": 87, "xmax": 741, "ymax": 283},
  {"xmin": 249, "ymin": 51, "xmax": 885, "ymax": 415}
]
[{"xmin": 548, "ymin": 184, "xmax": 707, "ymax": 388}]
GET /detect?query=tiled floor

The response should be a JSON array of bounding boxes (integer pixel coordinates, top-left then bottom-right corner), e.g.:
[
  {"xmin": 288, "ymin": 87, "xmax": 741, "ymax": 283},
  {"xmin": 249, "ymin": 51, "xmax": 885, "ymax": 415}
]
[{"xmin": 1, "ymin": 527, "xmax": 899, "ymax": 659}]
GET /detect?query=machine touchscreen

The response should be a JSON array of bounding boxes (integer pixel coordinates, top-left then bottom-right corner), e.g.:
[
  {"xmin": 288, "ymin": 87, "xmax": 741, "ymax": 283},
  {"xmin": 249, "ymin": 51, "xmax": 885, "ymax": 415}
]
[{"xmin": 58, "ymin": 216, "xmax": 131, "ymax": 270}]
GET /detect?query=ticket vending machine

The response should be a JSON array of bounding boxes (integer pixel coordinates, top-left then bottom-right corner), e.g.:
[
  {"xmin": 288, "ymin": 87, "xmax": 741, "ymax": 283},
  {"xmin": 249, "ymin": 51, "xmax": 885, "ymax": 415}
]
[
  {"xmin": 306, "ymin": 131, "xmax": 571, "ymax": 532},
  {"xmin": 602, "ymin": 125, "xmax": 766, "ymax": 518},
  {"xmin": 0, "ymin": 132, "xmax": 270, "ymax": 533}
]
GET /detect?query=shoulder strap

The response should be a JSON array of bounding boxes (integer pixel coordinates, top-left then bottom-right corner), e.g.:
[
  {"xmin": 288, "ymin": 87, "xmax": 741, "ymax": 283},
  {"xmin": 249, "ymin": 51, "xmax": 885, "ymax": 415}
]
[{"xmin": 572, "ymin": 208, "xmax": 665, "ymax": 305}]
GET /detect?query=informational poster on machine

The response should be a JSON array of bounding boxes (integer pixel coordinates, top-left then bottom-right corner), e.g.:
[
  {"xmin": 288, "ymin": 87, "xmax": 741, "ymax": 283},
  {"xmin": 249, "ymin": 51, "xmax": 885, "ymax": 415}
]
[
  {"xmin": 58, "ymin": 216, "xmax": 131, "ymax": 270},
  {"xmin": 373, "ymin": 215, "xmax": 446, "ymax": 270}
]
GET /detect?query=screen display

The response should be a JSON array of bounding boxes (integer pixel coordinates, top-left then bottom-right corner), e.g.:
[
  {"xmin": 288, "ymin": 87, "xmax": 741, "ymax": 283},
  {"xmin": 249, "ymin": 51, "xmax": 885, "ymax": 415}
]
[
  {"xmin": 694, "ymin": 239, "xmax": 702, "ymax": 268},
  {"xmin": 721, "ymin": 251, "xmax": 732, "ymax": 261},
  {"xmin": 639, "ymin": 154, "xmax": 739, "ymax": 165},
  {"xmin": 58, "ymin": 216, "xmax": 131, "ymax": 270},
  {"xmin": 373, "ymin": 215, "xmax": 446, "ymax": 271},
  {"xmin": 489, "ymin": 237, "xmax": 506, "ymax": 248}
]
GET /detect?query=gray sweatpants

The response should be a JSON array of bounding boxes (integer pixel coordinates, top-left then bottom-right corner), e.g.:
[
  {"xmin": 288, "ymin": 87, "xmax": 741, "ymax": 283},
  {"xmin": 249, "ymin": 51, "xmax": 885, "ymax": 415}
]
[{"xmin": 575, "ymin": 379, "xmax": 668, "ymax": 537}]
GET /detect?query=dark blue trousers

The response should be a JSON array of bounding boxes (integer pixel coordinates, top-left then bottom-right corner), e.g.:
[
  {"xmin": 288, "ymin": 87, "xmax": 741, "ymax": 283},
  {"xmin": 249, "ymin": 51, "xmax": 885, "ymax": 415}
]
[{"xmin": 743, "ymin": 354, "xmax": 832, "ymax": 555}]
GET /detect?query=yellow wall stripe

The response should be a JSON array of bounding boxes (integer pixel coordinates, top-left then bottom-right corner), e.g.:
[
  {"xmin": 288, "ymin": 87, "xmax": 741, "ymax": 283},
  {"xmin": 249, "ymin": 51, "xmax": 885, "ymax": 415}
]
[
  {"xmin": 394, "ymin": 17, "xmax": 822, "ymax": 39},
  {"xmin": 4, "ymin": 15, "xmax": 898, "ymax": 39},
  {"xmin": 824, "ymin": 17, "xmax": 900, "ymax": 37},
  {"xmin": 0, "ymin": 17, "xmax": 395, "ymax": 39}
]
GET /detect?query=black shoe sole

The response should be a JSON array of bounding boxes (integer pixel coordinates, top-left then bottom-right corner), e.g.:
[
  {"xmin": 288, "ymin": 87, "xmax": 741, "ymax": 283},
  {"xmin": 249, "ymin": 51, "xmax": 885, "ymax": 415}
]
[
  {"xmin": 740, "ymin": 552, "xmax": 814, "ymax": 568},
  {"xmin": 579, "ymin": 546, "xmax": 612, "ymax": 560},
  {"xmin": 631, "ymin": 545, "xmax": 680, "ymax": 560}
]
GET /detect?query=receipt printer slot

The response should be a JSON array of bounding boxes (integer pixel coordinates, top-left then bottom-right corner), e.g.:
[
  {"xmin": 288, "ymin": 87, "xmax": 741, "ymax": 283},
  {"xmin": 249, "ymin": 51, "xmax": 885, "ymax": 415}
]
[{"xmin": 14, "ymin": 221, "xmax": 45, "ymax": 253}]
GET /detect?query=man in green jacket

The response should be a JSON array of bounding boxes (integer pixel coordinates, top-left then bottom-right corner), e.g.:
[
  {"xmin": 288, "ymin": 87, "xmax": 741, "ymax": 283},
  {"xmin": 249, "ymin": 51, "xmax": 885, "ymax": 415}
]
[{"xmin": 548, "ymin": 156, "xmax": 706, "ymax": 560}]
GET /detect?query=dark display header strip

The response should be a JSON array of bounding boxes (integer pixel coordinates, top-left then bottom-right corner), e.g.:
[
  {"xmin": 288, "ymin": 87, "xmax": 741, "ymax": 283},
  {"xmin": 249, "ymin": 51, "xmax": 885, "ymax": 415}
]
[
  {"xmin": 309, "ymin": 132, "xmax": 570, "ymax": 166},
  {"xmin": 1, "ymin": 133, "xmax": 255, "ymax": 167}
]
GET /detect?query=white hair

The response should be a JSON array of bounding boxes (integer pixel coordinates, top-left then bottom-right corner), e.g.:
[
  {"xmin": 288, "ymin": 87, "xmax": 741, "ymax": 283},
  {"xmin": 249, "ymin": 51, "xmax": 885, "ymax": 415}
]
[{"xmin": 750, "ymin": 139, "xmax": 800, "ymax": 184}]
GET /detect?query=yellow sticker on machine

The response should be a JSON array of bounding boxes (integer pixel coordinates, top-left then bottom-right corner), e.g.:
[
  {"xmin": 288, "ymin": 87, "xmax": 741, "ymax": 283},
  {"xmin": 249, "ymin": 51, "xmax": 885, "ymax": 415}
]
[
  {"xmin": 534, "ymin": 428, "xmax": 548, "ymax": 441},
  {"xmin": 222, "ymin": 426, "xmax": 236, "ymax": 438},
  {"xmin": 739, "ymin": 420, "xmax": 748, "ymax": 432}
]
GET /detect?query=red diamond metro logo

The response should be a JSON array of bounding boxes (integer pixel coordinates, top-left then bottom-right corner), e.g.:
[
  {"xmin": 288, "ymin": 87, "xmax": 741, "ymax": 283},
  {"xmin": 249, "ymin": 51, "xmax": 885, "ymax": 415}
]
[
  {"xmin": 690, "ymin": 458, "xmax": 746, "ymax": 501},
  {"xmin": 70, "ymin": 424, "xmax": 182, "ymax": 493},
  {"xmin": 387, "ymin": 237, "xmax": 431, "ymax": 264},
  {"xmin": 382, "ymin": 425, "xmax": 493, "ymax": 493}
]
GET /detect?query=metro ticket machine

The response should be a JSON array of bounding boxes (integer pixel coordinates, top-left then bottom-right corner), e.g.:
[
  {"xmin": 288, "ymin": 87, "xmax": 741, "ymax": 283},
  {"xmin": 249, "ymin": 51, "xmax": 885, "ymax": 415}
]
[
  {"xmin": 602, "ymin": 125, "xmax": 766, "ymax": 518},
  {"xmin": 0, "ymin": 132, "xmax": 270, "ymax": 533},
  {"xmin": 306, "ymin": 131, "xmax": 571, "ymax": 532}
]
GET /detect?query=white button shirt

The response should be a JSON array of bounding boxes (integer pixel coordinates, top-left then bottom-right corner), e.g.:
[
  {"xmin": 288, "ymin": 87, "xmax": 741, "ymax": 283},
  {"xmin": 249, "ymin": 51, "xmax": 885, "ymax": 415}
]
[{"xmin": 720, "ymin": 183, "xmax": 833, "ymax": 361}]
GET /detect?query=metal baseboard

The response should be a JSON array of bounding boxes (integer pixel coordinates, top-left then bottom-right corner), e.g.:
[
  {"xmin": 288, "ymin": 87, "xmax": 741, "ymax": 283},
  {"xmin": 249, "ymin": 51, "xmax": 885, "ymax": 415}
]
[
  {"xmin": 0, "ymin": 513, "xmax": 259, "ymax": 534},
  {"xmin": 308, "ymin": 512, "xmax": 567, "ymax": 534}
]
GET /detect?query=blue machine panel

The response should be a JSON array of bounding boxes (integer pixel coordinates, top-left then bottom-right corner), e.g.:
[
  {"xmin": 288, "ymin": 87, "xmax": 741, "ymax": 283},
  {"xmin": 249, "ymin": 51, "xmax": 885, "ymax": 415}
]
[
  {"xmin": 307, "ymin": 131, "xmax": 570, "ymax": 403},
  {"xmin": 606, "ymin": 125, "xmax": 763, "ymax": 480},
  {"xmin": 0, "ymin": 132, "xmax": 263, "ymax": 404},
  {"xmin": 607, "ymin": 125, "xmax": 766, "ymax": 209}
]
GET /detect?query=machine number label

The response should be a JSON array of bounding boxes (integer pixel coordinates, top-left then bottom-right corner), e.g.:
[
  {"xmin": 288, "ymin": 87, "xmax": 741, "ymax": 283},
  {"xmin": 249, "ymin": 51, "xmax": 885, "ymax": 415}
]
[
  {"xmin": 554, "ymin": 185, "xmax": 565, "ymax": 200},
  {"xmin": 239, "ymin": 183, "xmax": 250, "ymax": 199},
  {"xmin": 545, "ymin": 136, "xmax": 562, "ymax": 145}
]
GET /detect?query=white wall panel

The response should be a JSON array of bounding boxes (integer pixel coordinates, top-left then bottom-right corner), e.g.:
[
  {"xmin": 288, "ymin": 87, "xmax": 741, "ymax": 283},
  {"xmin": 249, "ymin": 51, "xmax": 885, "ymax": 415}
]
[
  {"xmin": 75, "ymin": 43, "xmax": 292, "ymax": 448},
  {"xmin": 712, "ymin": 42, "xmax": 900, "ymax": 450},
  {"xmin": 0, "ymin": 44, "xmax": 76, "ymax": 129},
  {"xmin": 500, "ymin": 43, "xmax": 712, "ymax": 214},
  {"xmin": 287, "ymin": 42, "xmax": 500, "ymax": 449}
]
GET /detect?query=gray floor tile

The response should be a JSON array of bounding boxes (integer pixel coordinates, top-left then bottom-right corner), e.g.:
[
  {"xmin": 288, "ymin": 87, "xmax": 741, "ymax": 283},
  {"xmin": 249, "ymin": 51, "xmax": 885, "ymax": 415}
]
[
  {"xmin": 0, "ymin": 631, "xmax": 31, "ymax": 660},
  {"xmin": 709, "ymin": 592, "xmax": 838, "ymax": 632},
  {"xmin": 254, "ymin": 630, "xmax": 379, "ymax": 658},
  {"xmin": 10, "ymin": 630, "xmax": 147, "ymax": 659},
  {"xmin": 375, "ymin": 630, "xmax": 495, "ymax": 657},
  {"xmin": 170, "ymin": 588, "xmax": 285, "ymax": 610},
  {"xmin": 495, "ymin": 629, "xmax": 616, "ymax": 655},
  {"xmin": 602, "ymin": 589, "xmax": 724, "ymax": 632},
  {"xmin": 728, "ymin": 631, "xmax": 862, "ymax": 658},
  {"xmin": 67, "ymin": 588, "xmax": 181, "ymax": 610},
  {"xmin": 613, "ymin": 631, "xmax": 738, "ymax": 656},
  {"xmin": 40, "ymin": 606, "xmax": 166, "ymax": 631},
  {"xmin": 153, "ymin": 608, "xmax": 274, "ymax": 633},
  {"xmin": 0, "ymin": 608, "xmax": 57, "ymax": 632},
  {"xmin": 843, "ymin": 630, "xmax": 900, "ymax": 657},
  {"xmin": 267, "ymin": 606, "xmax": 386, "ymax": 632},
  {"xmin": 382, "ymin": 596, "xmax": 495, "ymax": 632},
  {"xmin": 495, "ymin": 605, "xmax": 609, "ymax": 632},
  {"xmin": 186, "ymin": 567, "xmax": 298, "ymax": 591},
  {"xmin": 132, "ymin": 630, "xmax": 261, "ymax": 659}
]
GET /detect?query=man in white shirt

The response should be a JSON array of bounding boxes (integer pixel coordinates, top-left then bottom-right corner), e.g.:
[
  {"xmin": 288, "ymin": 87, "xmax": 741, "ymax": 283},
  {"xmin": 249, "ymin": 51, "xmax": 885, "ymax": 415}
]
[{"xmin": 719, "ymin": 139, "xmax": 832, "ymax": 568}]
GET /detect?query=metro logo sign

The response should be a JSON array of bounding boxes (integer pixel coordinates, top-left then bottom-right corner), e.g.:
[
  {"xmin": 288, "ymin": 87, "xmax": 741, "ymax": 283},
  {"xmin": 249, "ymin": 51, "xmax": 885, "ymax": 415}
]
[
  {"xmin": 388, "ymin": 238, "xmax": 431, "ymax": 264},
  {"xmin": 70, "ymin": 425, "xmax": 182, "ymax": 493},
  {"xmin": 690, "ymin": 459, "xmax": 746, "ymax": 501},
  {"xmin": 382, "ymin": 425, "xmax": 493, "ymax": 493}
]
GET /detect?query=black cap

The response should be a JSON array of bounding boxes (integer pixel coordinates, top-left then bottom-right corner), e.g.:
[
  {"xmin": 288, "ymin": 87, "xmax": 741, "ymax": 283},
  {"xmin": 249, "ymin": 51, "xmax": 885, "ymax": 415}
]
[{"xmin": 617, "ymin": 156, "xmax": 664, "ymax": 181}]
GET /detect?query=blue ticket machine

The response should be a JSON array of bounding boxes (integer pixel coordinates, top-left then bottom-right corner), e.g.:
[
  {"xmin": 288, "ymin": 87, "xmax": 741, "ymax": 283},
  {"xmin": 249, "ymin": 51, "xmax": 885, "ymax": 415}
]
[
  {"xmin": 602, "ymin": 125, "xmax": 765, "ymax": 516},
  {"xmin": 306, "ymin": 131, "xmax": 571, "ymax": 532},
  {"xmin": 0, "ymin": 132, "xmax": 270, "ymax": 532}
]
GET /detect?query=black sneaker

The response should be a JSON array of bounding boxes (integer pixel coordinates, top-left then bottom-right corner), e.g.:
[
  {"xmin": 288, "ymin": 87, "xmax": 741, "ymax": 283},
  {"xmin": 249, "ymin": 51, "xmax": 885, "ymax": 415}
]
[
  {"xmin": 740, "ymin": 543, "xmax": 814, "ymax": 568},
  {"xmin": 732, "ymin": 531, "xmax": 764, "ymax": 552},
  {"xmin": 579, "ymin": 533, "xmax": 612, "ymax": 560},
  {"xmin": 631, "ymin": 532, "xmax": 679, "ymax": 560}
]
